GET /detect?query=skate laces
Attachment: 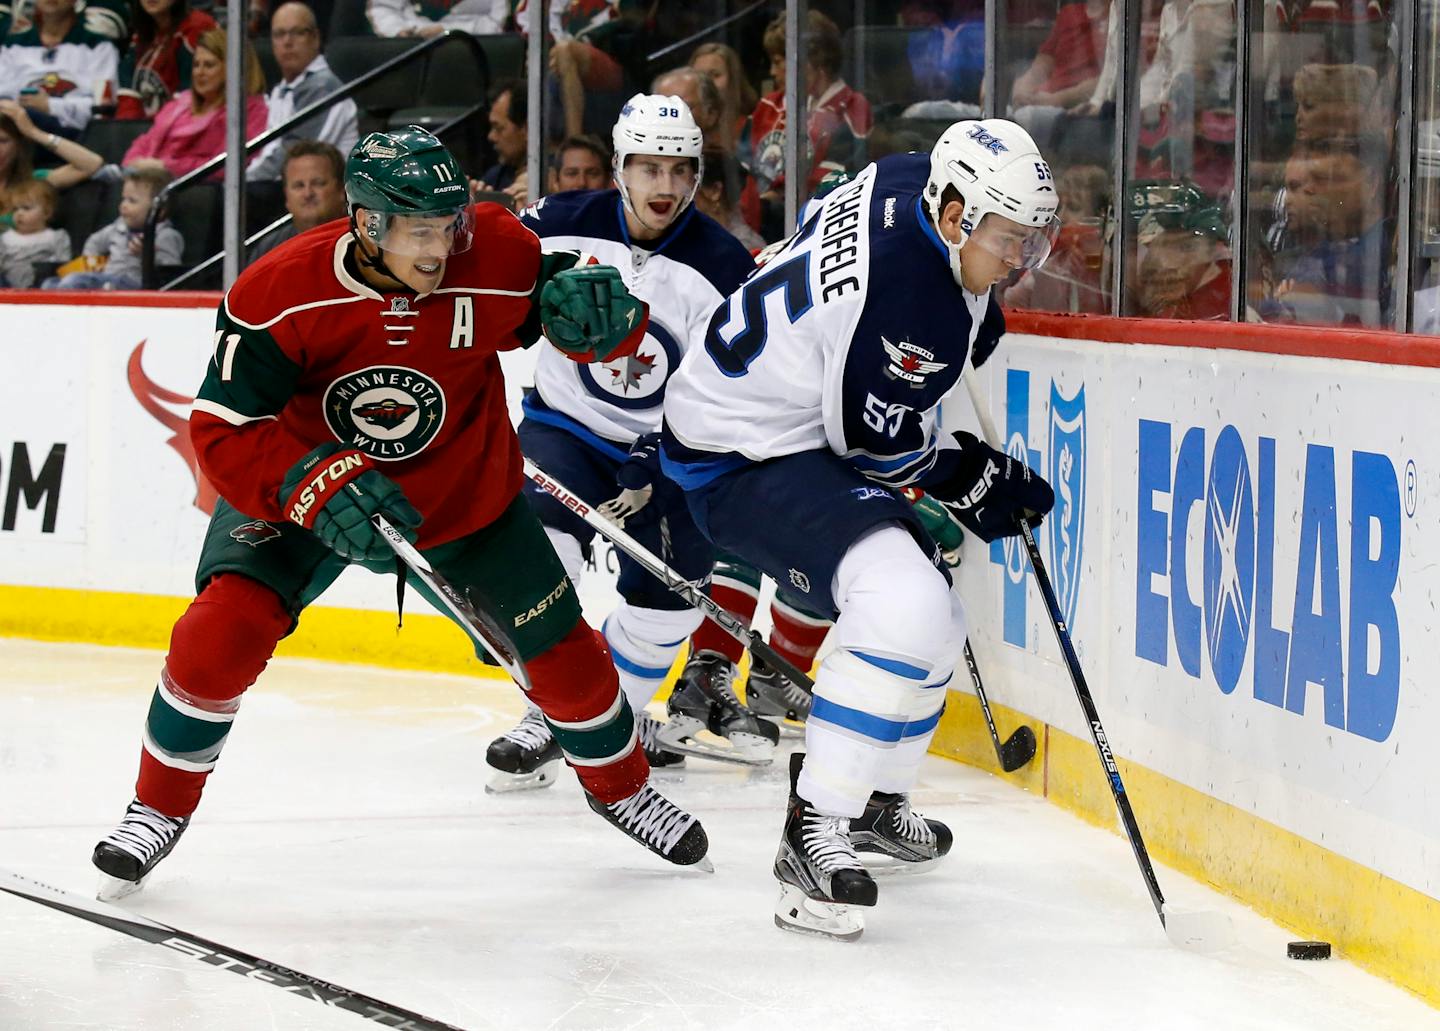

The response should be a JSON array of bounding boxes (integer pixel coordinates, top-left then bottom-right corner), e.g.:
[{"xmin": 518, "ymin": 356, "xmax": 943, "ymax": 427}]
[
  {"xmin": 608, "ymin": 785, "xmax": 695, "ymax": 855},
  {"xmin": 103, "ymin": 802, "xmax": 182, "ymax": 861},
  {"xmin": 699, "ymin": 657, "xmax": 744, "ymax": 710},
  {"xmin": 636, "ymin": 713, "xmax": 666, "ymax": 751},
  {"xmin": 891, "ymin": 797, "xmax": 936, "ymax": 846},
  {"xmin": 503, "ymin": 710, "xmax": 552, "ymax": 751},
  {"xmin": 801, "ymin": 812, "xmax": 866, "ymax": 873}
]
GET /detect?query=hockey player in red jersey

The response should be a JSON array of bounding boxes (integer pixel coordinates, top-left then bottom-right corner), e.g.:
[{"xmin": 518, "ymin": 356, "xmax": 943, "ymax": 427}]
[{"xmin": 91, "ymin": 127, "xmax": 712, "ymax": 900}]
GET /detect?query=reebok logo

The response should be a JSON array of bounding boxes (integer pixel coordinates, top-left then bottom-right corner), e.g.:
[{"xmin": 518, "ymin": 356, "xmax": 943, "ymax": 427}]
[{"xmin": 883, "ymin": 196, "xmax": 896, "ymax": 229}]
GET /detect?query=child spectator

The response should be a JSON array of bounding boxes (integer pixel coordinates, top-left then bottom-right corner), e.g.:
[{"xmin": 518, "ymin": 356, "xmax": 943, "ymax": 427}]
[
  {"xmin": 116, "ymin": 0, "xmax": 217, "ymax": 119},
  {"xmin": 0, "ymin": 101, "xmax": 105, "ymax": 224},
  {"xmin": 48, "ymin": 165, "xmax": 182, "ymax": 289},
  {"xmin": 0, "ymin": 177, "xmax": 69, "ymax": 286},
  {"xmin": 695, "ymin": 147, "xmax": 764, "ymax": 253},
  {"xmin": 122, "ymin": 26, "xmax": 267, "ymax": 179},
  {"xmin": 0, "ymin": 0, "xmax": 120, "ymax": 136}
]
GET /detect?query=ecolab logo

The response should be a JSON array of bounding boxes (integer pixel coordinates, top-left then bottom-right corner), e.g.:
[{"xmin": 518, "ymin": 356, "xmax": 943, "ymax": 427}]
[{"xmin": 1135, "ymin": 420, "xmax": 1406, "ymax": 742}]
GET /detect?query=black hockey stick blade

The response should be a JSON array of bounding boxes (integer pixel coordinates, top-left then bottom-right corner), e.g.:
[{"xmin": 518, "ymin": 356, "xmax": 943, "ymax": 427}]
[
  {"xmin": 998, "ymin": 724, "xmax": 1038, "ymax": 772},
  {"xmin": 373, "ymin": 514, "xmax": 531, "ymax": 691},
  {"xmin": 0, "ymin": 868, "xmax": 471, "ymax": 1030}
]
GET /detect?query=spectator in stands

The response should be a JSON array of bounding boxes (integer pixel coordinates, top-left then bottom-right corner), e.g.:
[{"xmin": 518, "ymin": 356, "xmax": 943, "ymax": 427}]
[
  {"xmin": 900, "ymin": 0, "xmax": 986, "ymax": 106},
  {"xmin": 1008, "ymin": 0, "xmax": 1109, "ymax": 148},
  {"xmin": 1126, "ymin": 178, "xmax": 1231, "ymax": 319},
  {"xmin": 1004, "ymin": 162, "xmax": 1109, "ymax": 313},
  {"xmin": 481, "ymin": 77, "xmax": 527, "ymax": 204},
  {"xmin": 47, "ymin": 164, "xmax": 182, "ymax": 288},
  {"xmin": 546, "ymin": 133, "xmax": 608, "ymax": 194},
  {"xmin": 366, "ymin": 0, "xmax": 505, "ymax": 39},
  {"xmin": 518, "ymin": 0, "xmax": 647, "ymax": 139},
  {"xmin": 1293, "ymin": 61, "xmax": 1378, "ymax": 142},
  {"xmin": 1259, "ymin": 134, "xmax": 1391, "ymax": 327},
  {"xmin": 122, "ymin": 26, "xmax": 267, "ymax": 179},
  {"xmin": 0, "ymin": 178, "xmax": 69, "ymax": 286},
  {"xmin": 0, "ymin": 99, "xmax": 104, "ymax": 211},
  {"xmin": 116, "ymin": 0, "xmax": 217, "ymax": 119},
  {"xmin": 690, "ymin": 42, "xmax": 755, "ymax": 152},
  {"xmin": 248, "ymin": 2, "xmax": 357, "ymax": 182},
  {"xmin": 185, "ymin": 0, "xmax": 267, "ymax": 36},
  {"xmin": 743, "ymin": 10, "xmax": 871, "ymax": 241},
  {"xmin": 695, "ymin": 147, "xmax": 763, "ymax": 253},
  {"xmin": 653, "ymin": 66, "xmax": 726, "ymax": 153},
  {"xmin": 0, "ymin": 0, "xmax": 120, "ymax": 137},
  {"xmin": 249, "ymin": 139, "xmax": 345, "ymax": 260}
]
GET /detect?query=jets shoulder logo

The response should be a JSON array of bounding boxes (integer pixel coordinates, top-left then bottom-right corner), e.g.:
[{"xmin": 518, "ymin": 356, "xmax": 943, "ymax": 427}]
[
  {"xmin": 322, "ymin": 365, "xmax": 446, "ymax": 461},
  {"xmin": 882, "ymin": 336, "xmax": 948, "ymax": 389},
  {"xmin": 577, "ymin": 316, "xmax": 682, "ymax": 411}
]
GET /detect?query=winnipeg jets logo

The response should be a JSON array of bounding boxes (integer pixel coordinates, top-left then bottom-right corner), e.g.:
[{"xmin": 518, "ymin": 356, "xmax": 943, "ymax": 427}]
[
  {"xmin": 851, "ymin": 486, "xmax": 891, "ymax": 501},
  {"xmin": 882, "ymin": 336, "xmax": 947, "ymax": 388},
  {"xmin": 966, "ymin": 125, "xmax": 1008, "ymax": 154},
  {"xmin": 609, "ymin": 350, "xmax": 657, "ymax": 393}
]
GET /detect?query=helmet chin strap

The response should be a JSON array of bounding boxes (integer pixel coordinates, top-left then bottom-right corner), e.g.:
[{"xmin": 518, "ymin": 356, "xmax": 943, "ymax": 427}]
[
  {"xmin": 349, "ymin": 213, "xmax": 408, "ymax": 289},
  {"xmin": 925, "ymin": 191, "xmax": 971, "ymax": 290}
]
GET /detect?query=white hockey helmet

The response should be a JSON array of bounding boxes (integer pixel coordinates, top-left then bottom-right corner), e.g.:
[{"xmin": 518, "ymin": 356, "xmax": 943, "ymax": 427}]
[
  {"xmin": 924, "ymin": 119, "xmax": 1061, "ymax": 286},
  {"xmin": 612, "ymin": 92, "xmax": 705, "ymax": 232}
]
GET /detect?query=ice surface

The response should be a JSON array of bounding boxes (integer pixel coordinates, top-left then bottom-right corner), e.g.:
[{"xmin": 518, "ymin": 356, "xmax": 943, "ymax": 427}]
[{"xmin": 1, "ymin": 639, "xmax": 1436, "ymax": 1031}]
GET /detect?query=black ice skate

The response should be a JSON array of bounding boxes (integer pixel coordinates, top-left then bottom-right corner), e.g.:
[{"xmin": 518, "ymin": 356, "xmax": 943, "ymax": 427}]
[
  {"xmin": 851, "ymin": 790, "xmax": 954, "ymax": 876},
  {"xmin": 92, "ymin": 799, "xmax": 190, "ymax": 901},
  {"xmin": 773, "ymin": 753, "xmax": 877, "ymax": 942},
  {"xmin": 744, "ymin": 658, "xmax": 812, "ymax": 738},
  {"xmin": 485, "ymin": 709, "xmax": 563, "ymax": 793},
  {"xmin": 586, "ymin": 783, "xmax": 713, "ymax": 871},
  {"xmin": 635, "ymin": 711, "xmax": 685, "ymax": 768},
  {"xmin": 657, "ymin": 650, "xmax": 780, "ymax": 766}
]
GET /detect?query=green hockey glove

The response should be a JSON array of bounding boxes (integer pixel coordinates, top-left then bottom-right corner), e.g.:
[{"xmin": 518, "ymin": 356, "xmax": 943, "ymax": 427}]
[
  {"xmin": 540, "ymin": 264, "xmax": 649, "ymax": 363},
  {"xmin": 279, "ymin": 443, "xmax": 422, "ymax": 563}
]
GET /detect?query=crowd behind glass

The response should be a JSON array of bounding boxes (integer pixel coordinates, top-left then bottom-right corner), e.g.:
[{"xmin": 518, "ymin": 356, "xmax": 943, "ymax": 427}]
[{"xmin": 0, "ymin": 0, "xmax": 1433, "ymax": 333}]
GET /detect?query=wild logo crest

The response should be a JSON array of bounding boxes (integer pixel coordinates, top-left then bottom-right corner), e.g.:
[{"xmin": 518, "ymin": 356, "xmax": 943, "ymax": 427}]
[{"xmin": 322, "ymin": 365, "xmax": 446, "ymax": 460}]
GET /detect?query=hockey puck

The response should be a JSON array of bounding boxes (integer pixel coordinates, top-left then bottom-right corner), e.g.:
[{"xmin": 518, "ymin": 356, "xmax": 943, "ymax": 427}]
[{"xmin": 1287, "ymin": 940, "xmax": 1332, "ymax": 960}]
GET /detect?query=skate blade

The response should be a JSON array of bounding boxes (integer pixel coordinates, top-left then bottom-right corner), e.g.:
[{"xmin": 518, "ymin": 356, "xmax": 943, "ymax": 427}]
[
  {"xmin": 96, "ymin": 872, "xmax": 144, "ymax": 902},
  {"xmin": 484, "ymin": 758, "xmax": 562, "ymax": 794},
  {"xmin": 860, "ymin": 853, "xmax": 941, "ymax": 877},
  {"xmin": 773, "ymin": 883, "xmax": 864, "ymax": 942},
  {"xmin": 654, "ymin": 717, "xmax": 774, "ymax": 767}
]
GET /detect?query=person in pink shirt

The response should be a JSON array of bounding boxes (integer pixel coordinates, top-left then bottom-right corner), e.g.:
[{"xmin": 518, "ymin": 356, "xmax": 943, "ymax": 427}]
[{"xmin": 123, "ymin": 26, "xmax": 266, "ymax": 180}]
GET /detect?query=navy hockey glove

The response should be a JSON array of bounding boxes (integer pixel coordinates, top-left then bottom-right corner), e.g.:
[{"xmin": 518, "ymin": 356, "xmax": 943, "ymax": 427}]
[
  {"xmin": 540, "ymin": 264, "xmax": 649, "ymax": 363},
  {"xmin": 280, "ymin": 443, "xmax": 422, "ymax": 563},
  {"xmin": 927, "ymin": 431, "xmax": 1053, "ymax": 544},
  {"xmin": 599, "ymin": 433, "xmax": 663, "ymax": 526}
]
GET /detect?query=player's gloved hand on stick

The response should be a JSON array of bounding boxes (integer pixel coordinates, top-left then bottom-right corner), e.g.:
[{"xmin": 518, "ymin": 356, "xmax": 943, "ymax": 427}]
[
  {"xmin": 926, "ymin": 431, "xmax": 1053, "ymax": 543},
  {"xmin": 541, "ymin": 264, "xmax": 649, "ymax": 363},
  {"xmin": 280, "ymin": 442, "xmax": 422, "ymax": 562},
  {"xmin": 599, "ymin": 433, "xmax": 663, "ymax": 526}
]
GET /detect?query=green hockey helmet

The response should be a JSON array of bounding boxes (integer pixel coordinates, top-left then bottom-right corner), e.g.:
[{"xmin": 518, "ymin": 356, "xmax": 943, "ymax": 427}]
[
  {"xmin": 1126, "ymin": 179, "xmax": 1228, "ymax": 245},
  {"xmin": 346, "ymin": 127, "xmax": 473, "ymax": 257}
]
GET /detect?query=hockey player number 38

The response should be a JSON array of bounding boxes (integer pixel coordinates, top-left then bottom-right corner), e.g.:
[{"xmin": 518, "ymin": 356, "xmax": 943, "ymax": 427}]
[{"xmin": 704, "ymin": 253, "xmax": 813, "ymax": 377}]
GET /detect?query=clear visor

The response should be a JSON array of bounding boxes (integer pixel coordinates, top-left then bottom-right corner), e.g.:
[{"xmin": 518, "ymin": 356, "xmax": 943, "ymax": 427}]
[
  {"xmin": 362, "ymin": 207, "xmax": 474, "ymax": 257},
  {"xmin": 967, "ymin": 211, "xmax": 1062, "ymax": 271}
]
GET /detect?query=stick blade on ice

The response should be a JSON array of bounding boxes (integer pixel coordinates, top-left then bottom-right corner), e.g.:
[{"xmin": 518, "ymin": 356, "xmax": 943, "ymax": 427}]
[{"xmin": 1162, "ymin": 904, "xmax": 1235, "ymax": 952}]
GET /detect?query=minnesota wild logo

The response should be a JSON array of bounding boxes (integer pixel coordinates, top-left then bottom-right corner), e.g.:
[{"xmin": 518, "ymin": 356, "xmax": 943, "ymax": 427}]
[{"xmin": 323, "ymin": 365, "xmax": 446, "ymax": 460}]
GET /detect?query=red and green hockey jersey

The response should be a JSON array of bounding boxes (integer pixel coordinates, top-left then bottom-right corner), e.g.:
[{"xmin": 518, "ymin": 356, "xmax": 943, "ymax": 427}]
[{"xmin": 191, "ymin": 204, "xmax": 557, "ymax": 548}]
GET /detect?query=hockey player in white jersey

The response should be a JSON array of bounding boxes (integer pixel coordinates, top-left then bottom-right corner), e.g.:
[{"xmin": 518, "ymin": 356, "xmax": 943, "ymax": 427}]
[
  {"xmin": 661, "ymin": 119, "xmax": 1060, "ymax": 939},
  {"xmin": 485, "ymin": 93, "xmax": 774, "ymax": 790}
]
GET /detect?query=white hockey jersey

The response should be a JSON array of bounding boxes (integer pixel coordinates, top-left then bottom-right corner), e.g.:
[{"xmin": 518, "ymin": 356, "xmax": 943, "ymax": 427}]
[
  {"xmin": 662, "ymin": 153, "xmax": 1007, "ymax": 490},
  {"xmin": 0, "ymin": 23, "xmax": 118, "ymax": 130},
  {"xmin": 517, "ymin": 189, "xmax": 757, "ymax": 449}
]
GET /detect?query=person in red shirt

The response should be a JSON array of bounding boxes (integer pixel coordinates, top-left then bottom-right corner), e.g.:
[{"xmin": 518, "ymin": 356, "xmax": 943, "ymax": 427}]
[
  {"xmin": 741, "ymin": 10, "xmax": 871, "ymax": 240},
  {"xmin": 115, "ymin": 0, "xmax": 217, "ymax": 119},
  {"xmin": 1126, "ymin": 177, "xmax": 1231, "ymax": 320},
  {"xmin": 90, "ymin": 127, "xmax": 712, "ymax": 902},
  {"xmin": 1008, "ymin": 0, "xmax": 1109, "ymax": 148}
]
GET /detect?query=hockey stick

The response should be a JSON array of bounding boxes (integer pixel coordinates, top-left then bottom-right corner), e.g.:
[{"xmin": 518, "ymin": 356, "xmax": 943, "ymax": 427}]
[
  {"xmin": 963, "ymin": 639, "xmax": 1037, "ymax": 772},
  {"xmin": 0, "ymin": 868, "xmax": 470, "ymax": 1030},
  {"xmin": 963, "ymin": 374, "xmax": 1232, "ymax": 951},
  {"xmin": 373, "ymin": 515, "xmax": 531, "ymax": 691},
  {"xmin": 521, "ymin": 458, "xmax": 815, "ymax": 694}
]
